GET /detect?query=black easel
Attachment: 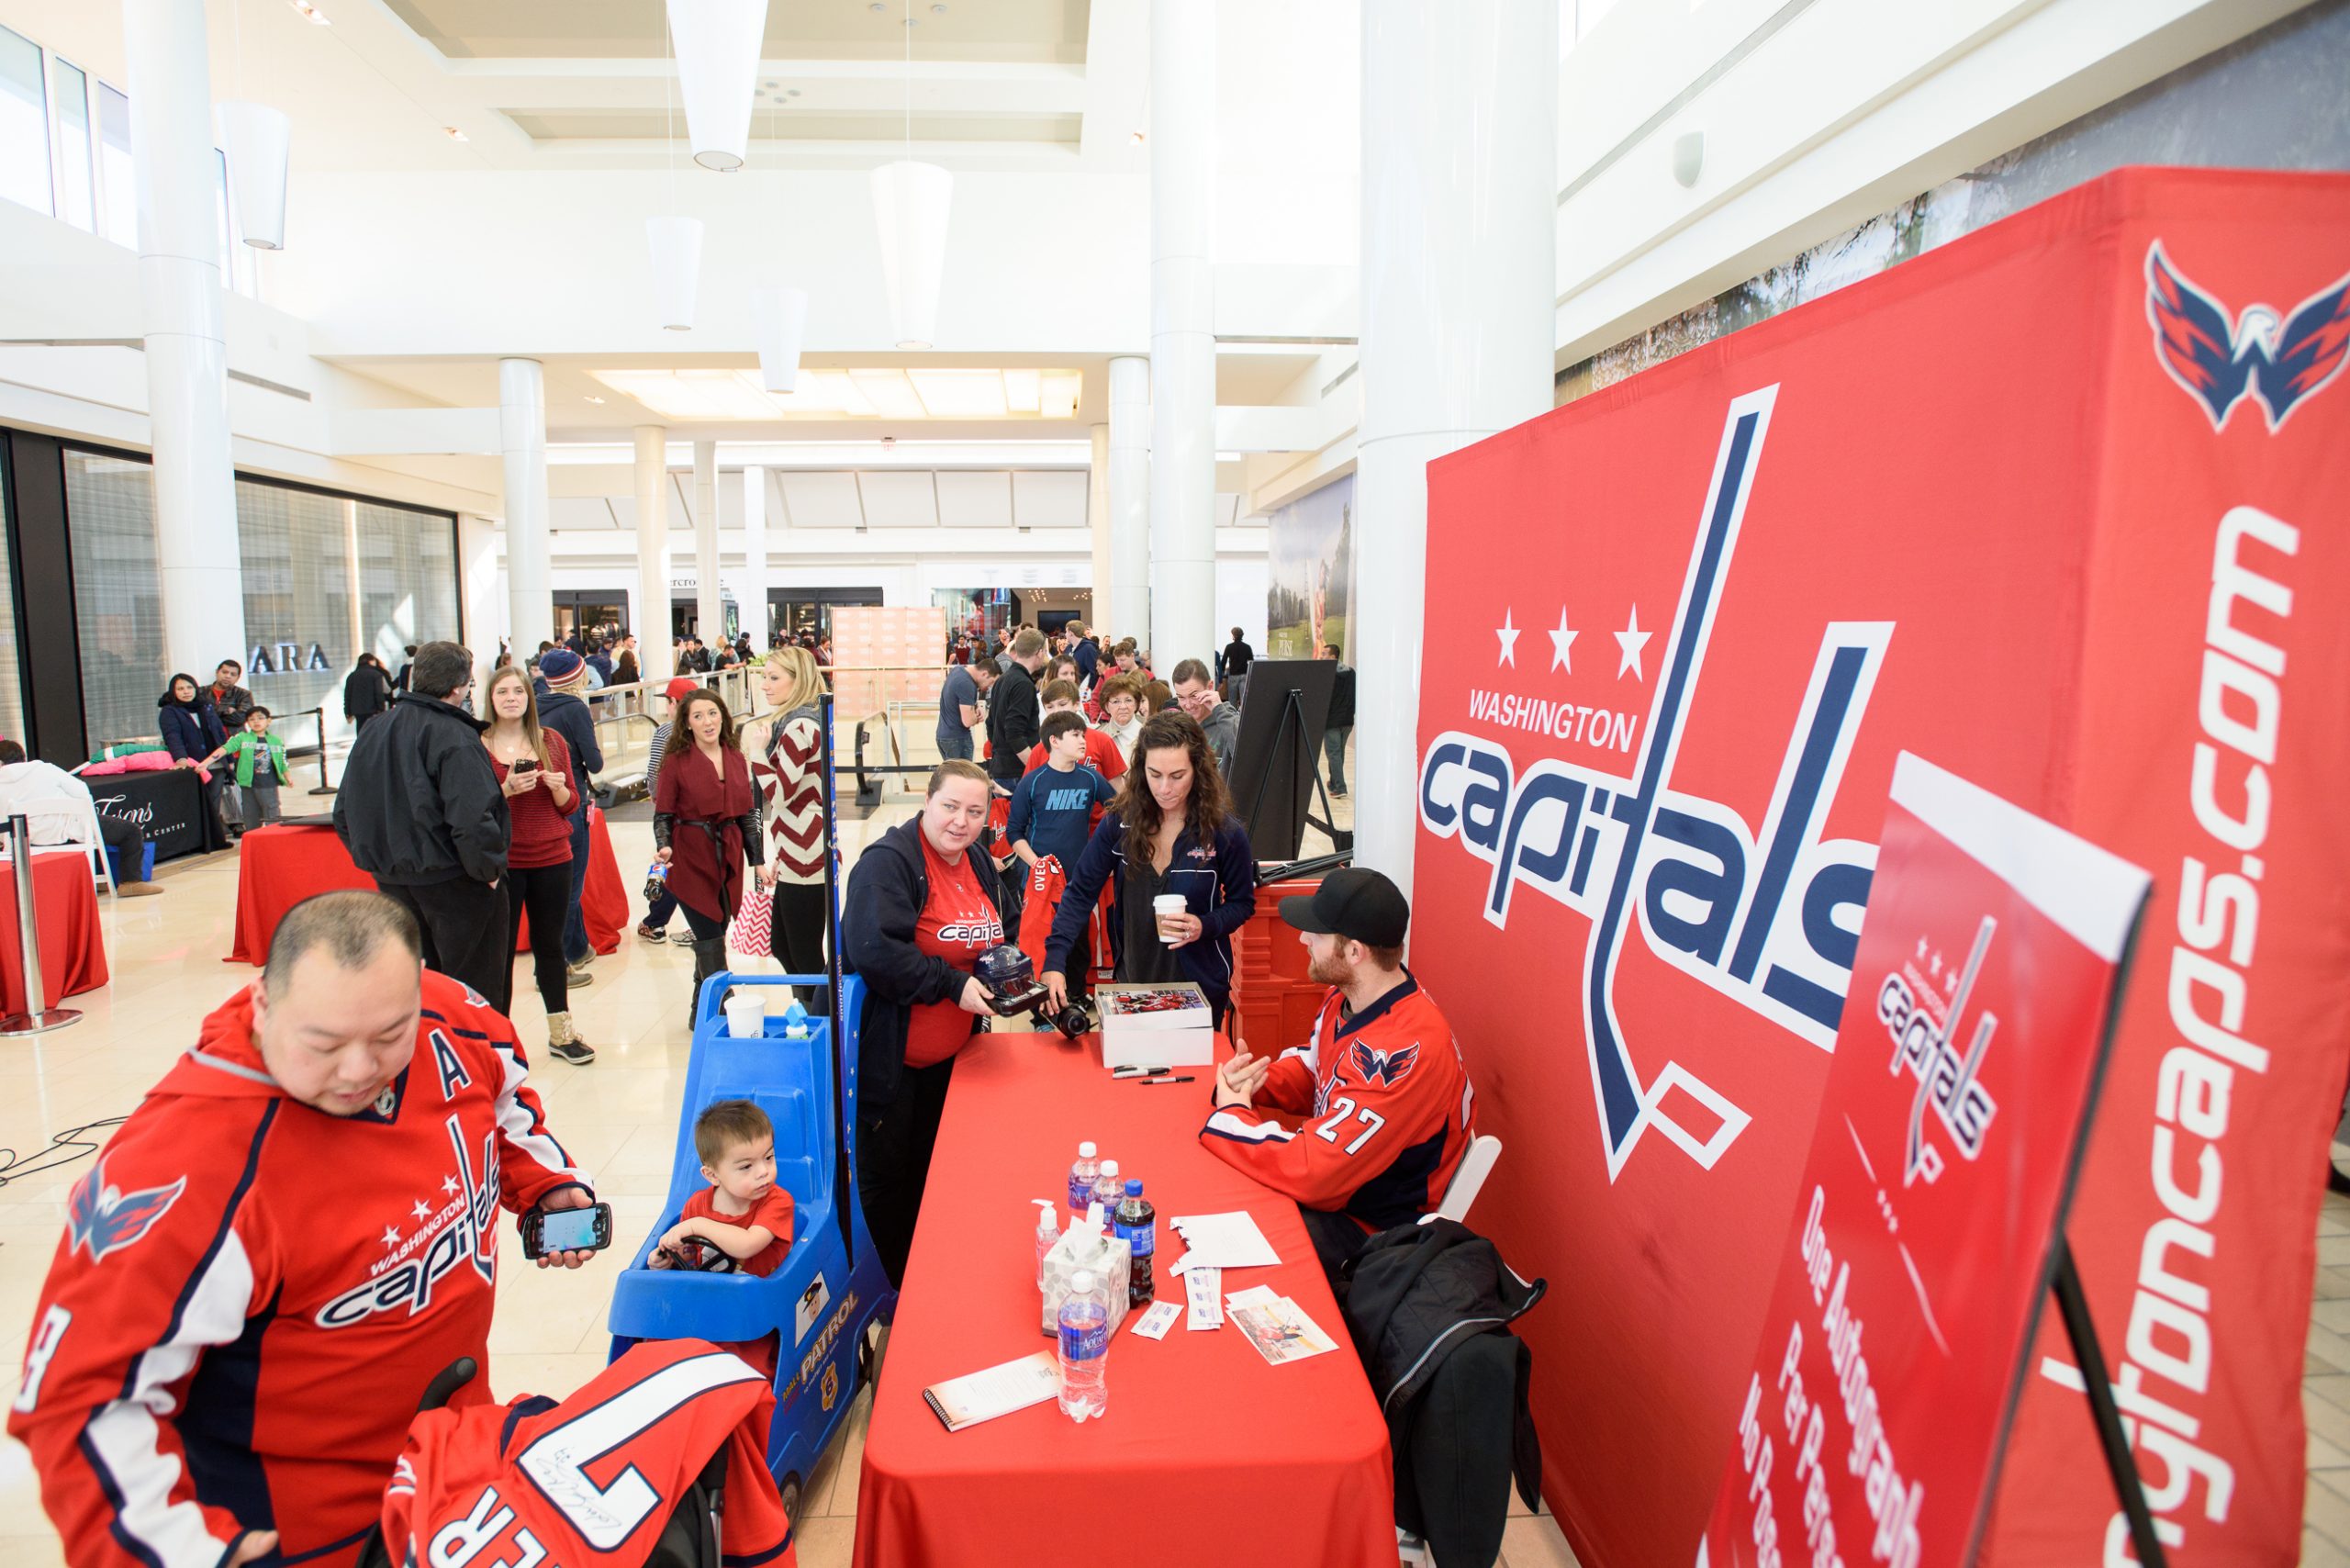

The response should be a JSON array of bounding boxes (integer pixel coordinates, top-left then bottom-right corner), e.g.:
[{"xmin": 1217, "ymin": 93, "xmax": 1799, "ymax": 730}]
[
  {"xmin": 2051, "ymin": 1239, "xmax": 2168, "ymax": 1568},
  {"xmin": 1237, "ymin": 685, "xmax": 1350, "ymax": 857}
]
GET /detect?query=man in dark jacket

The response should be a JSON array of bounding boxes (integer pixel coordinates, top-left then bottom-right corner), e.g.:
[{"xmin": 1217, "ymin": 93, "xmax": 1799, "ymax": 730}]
[
  {"xmin": 1070, "ymin": 624, "xmax": 1099, "ymax": 686},
  {"xmin": 984, "ymin": 629, "xmax": 1046, "ymax": 790},
  {"xmin": 1171, "ymin": 659, "xmax": 1240, "ymax": 777},
  {"xmin": 1219, "ymin": 627, "xmax": 1255, "ymax": 702},
  {"xmin": 1321, "ymin": 641, "xmax": 1355, "ymax": 797},
  {"xmin": 534, "ymin": 648, "xmax": 605, "ymax": 981},
  {"xmin": 332, "ymin": 641, "xmax": 510, "ymax": 1007}
]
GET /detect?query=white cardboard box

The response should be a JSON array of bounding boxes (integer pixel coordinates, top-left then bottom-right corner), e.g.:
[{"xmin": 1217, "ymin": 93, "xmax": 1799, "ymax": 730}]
[{"xmin": 1096, "ymin": 982, "xmax": 1216, "ymax": 1070}]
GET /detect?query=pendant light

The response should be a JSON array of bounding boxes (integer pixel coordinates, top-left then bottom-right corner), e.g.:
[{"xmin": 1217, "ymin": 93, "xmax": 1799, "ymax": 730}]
[
  {"xmin": 750, "ymin": 286, "xmax": 809, "ymax": 392},
  {"xmin": 648, "ymin": 5, "xmax": 704, "ymax": 330},
  {"xmin": 870, "ymin": 1, "xmax": 952, "ymax": 349},
  {"xmin": 218, "ymin": 0, "xmax": 288, "ymax": 249},
  {"xmin": 666, "ymin": 0, "xmax": 767, "ymax": 172}
]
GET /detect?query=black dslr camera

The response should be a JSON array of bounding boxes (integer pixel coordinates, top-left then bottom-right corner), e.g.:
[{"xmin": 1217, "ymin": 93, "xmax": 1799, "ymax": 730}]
[{"xmin": 974, "ymin": 945, "xmax": 1099, "ymax": 1040}]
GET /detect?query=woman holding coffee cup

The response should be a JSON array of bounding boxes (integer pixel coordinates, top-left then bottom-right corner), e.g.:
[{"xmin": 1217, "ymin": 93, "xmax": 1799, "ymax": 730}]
[{"xmin": 1041, "ymin": 710, "xmax": 1258, "ymax": 1037}]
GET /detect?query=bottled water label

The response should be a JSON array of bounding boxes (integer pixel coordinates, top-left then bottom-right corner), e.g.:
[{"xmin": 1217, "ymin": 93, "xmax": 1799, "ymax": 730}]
[
  {"xmin": 1058, "ymin": 1317, "xmax": 1108, "ymax": 1361},
  {"xmin": 1068, "ymin": 1172, "xmax": 1093, "ymax": 1210}
]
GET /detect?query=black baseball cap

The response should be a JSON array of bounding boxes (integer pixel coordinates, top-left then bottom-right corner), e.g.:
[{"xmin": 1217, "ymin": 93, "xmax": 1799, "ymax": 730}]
[{"xmin": 1279, "ymin": 868, "xmax": 1409, "ymax": 948}]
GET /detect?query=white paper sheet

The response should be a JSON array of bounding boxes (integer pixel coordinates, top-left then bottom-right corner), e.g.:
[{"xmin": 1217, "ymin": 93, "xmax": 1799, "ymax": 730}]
[{"xmin": 1166, "ymin": 1211, "xmax": 1281, "ymax": 1272}]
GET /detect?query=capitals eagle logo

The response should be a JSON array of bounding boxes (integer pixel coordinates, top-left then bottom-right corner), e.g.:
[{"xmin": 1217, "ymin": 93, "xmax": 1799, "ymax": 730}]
[
  {"xmin": 1349, "ymin": 1039, "xmax": 1420, "ymax": 1087},
  {"xmin": 2145, "ymin": 241, "xmax": 2350, "ymax": 431},
  {"xmin": 67, "ymin": 1160, "xmax": 187, "ymax": 1263}
]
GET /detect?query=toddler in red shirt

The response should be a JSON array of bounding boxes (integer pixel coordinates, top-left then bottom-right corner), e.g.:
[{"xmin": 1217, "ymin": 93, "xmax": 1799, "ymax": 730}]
[{"xmin": 652, "ymin": 1099, "xmax": 795, "ymax": 1277}]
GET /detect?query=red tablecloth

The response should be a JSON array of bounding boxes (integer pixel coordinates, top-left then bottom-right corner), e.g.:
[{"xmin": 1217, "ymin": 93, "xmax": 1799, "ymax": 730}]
[
  {"xmin": 852, "ymin": 1032, "xmax": 1395, "ymax": 1568},
  {"xmin": 0, "ymin": 851, "xmax": 109, "ymax": 1014},
  {"xmin": 228, "ymin": 812, "xmax": 628, "ymax": 965}
]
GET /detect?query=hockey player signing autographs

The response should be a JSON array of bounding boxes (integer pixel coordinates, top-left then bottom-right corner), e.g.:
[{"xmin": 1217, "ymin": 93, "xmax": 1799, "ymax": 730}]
[{"xmin": 9, "ymin": 892, "xmax": 603, "ymax": 1568}]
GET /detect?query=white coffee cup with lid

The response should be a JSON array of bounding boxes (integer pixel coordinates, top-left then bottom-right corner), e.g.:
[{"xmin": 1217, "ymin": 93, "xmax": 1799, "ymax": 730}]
[{"xmin": 1153, "ymin": 893, "xmax": 1187, "ymax": 941}]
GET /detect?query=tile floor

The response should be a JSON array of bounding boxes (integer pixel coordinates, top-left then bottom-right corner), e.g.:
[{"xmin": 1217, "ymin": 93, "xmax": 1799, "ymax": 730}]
[{"xmin": 0, "ymin": 738, "xmax": 1583, "ymax": 1568}]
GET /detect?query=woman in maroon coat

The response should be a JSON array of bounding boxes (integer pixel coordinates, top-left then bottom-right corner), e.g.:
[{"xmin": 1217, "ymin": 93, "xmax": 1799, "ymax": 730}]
[{"xmin": 653, "ymin": 689, "xmax": 765, "ymax": 1015}]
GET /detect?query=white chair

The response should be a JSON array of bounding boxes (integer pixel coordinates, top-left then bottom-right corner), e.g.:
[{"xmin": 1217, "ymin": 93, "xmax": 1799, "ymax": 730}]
[
  {"xmin": 1423, "ymin": 1134, "xmax": 1502, "ymax": 1226},
  {"xmin": 2, "ymin": 797, "xmax": 118, "ymax": 897}
]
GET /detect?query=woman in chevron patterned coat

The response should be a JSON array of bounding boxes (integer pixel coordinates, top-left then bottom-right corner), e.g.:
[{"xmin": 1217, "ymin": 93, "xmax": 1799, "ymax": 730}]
[{"xmin": 743, "ymin": 646, "xmax": 831, "ymax": 1007}]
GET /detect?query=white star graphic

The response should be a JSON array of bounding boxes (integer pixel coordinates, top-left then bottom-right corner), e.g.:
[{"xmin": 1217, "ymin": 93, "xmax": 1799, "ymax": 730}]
[
  {"xmin": 411, "ymin": 1200, "xmax": 432, "ymax": 1221},
  {"xmin": 1929, "ymin": 950, "xmax": 1944, "ymax": 980},
  {"xmin": 382, "ymin": 1226, "xmax": 401, "ymax": 1246},
  {"xmin": 1614, "ymin": 607, "xmax": 1652, "ymax": 680},
  {"xmin": 1495, "ymin": 610, "xmax": 1521, "ymax": 668},
  {"xmin": 442, "ymin": 1175, "xmax": 460, "ymax": 1196},
  {"xmin": 1914, "ymin": 935, "xmax": 1929, "ymax": 960},
  {"xmin": 1548, "ymin": 610, "xmax": 1578, "ymax": 673}
]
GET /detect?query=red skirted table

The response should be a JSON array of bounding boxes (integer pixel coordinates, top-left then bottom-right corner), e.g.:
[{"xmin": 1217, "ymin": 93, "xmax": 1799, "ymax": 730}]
[
  {"xmin": 0, "ymin": 851, "xmax": 109, "ymax": 1013},
  {"xmin": 852, "ymin": 1031, "xmax": 1395, "ymax": 1568},
  {"xmin": 228, "ymin": 810, "xmax": 628, "ymax": 965}
]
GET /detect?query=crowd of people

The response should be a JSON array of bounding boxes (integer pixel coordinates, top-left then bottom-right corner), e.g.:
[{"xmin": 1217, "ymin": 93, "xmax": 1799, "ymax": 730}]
[{"xmin": 2, "ymin": 604, "xmax": 1482, "ymax": 1568}]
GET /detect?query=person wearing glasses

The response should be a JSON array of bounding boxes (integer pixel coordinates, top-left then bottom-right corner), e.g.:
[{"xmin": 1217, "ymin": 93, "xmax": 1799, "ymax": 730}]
[{"xmin": 334, "ymin": 640, "xmax": 511, "ymax": 1005}]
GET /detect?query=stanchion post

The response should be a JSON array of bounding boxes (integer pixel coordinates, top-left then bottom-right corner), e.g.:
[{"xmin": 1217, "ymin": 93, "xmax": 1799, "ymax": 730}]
[
  {"xmin": 308, "ymin": 706, "xmax": 336, "ymax": 796},
  {"xmin": 0, "ymin": 814, "xmax": 81, "ymax": 1036}
]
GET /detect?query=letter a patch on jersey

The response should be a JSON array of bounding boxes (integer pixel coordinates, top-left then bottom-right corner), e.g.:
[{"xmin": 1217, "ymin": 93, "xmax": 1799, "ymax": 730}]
[{"xmin": 66, "ymin": 1160, "xmax": 187, "ymax": 1263}]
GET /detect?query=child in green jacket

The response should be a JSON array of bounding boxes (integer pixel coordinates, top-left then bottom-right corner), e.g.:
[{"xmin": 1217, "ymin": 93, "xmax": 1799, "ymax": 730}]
[{"xmin": 220, "ymin": 708, "xmax": 288, "ymax": 832}]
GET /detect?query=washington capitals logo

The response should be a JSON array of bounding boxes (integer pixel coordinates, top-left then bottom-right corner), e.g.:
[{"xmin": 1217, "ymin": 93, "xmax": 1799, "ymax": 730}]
[
  {"xmin": 67, "ymin": 1161, "xmax": 187, "ymax": 1263},
  {"xmin": 2145, "ymin": 241, "xmax": 2350, "ymax": 431},
  {"xmin": 1349, "ymin": 1039, "xmax": 1419, "ymax": 1087}
]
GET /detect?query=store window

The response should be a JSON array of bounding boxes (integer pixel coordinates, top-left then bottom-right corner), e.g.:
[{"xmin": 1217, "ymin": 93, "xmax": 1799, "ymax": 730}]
[
  {"xmin": 236, "ymin": 480, "xmax": 354, "ymax": 734},
  {"xmin": 0, "ymin": 24, "xmax": 50, "ymax": 218},
  {"xmin": 63, "ymin": 450, "xmax": 165, "ymax": 747},
  {"xmin": 96, "ymin": 82, "xmax": 131, "ymax": 246},
  {"xmin": 50, "ymin": 57, "xmax": 90, "ymax": 232},
  {"xmin": 63, "ymin": 451, "xmax": 460, "ymax": 747},
  {"xmin": 0, "ymin": 442, "xmax": 26, "ymax": 743}
]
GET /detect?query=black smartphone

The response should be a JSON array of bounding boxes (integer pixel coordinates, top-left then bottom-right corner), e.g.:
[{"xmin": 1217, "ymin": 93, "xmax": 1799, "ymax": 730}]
[
  {"xmin": 511, "ymin": 756, "xmax": 539, "ymax": 774},
  {"xmin": 520, "ymin": 1202, "xmax": 612, "ymax": 1260}
]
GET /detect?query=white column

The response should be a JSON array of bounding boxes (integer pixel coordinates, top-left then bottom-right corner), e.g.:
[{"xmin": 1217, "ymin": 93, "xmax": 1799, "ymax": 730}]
[
  {"xmin": 633, "ymin": 425, "xmax": 674, "ymax": 685},
  {"xmin": 692, "ymin": 439, "xmax": 722, "ymax": 646},
  {"xmin": 1355, "ymin": 0, "xmax": 1557, "ymax": 897},
  {"xmin": 125, "ymin": 0, "xmax": 246, "ymax": 679},
  {"xmin": 1147, "ymin": 0, "xmax": 1215, "ymax": 668},
  {"xmin": 1107, "ymin": 354, "xmax": 1151, "ymax": 649},
  {"xmin": 738, "ymin": 465, "xmax": 770, "ymax": 650},
  {"xmin": 456, "ymin": 511, "xmax": 503, "ymax": 685},
  {"xmin": 498, "ymin": 357, "xmax": 551, "ymax": 656},
  {"xmin": 1087, "ymin": 422, "xmax": 1112, "ymax": 634}
]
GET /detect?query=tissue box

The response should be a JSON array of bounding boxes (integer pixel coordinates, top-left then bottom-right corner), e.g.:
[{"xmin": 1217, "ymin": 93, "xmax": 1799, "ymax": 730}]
[
  {"xmin": 1040, "ymin": 1226, "xmax": 1131, "ymax": 1336},
  {"xmin": 1096, "ymin": 982, "xmax": 1216, "ymax": 1070}
]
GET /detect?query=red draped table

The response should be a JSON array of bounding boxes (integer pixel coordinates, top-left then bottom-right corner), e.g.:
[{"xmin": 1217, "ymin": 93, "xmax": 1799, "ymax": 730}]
[
  {"xmin": 228, "ymin": 810, "xmax": 628, "ymax": 965},
  {"xmin": 852, "ymin": 1031, "xmax": 1394, "ymax": 1568},
  {"xmin": 0, "ymin": 851, "xmax": 109, "ymax": 1013}
]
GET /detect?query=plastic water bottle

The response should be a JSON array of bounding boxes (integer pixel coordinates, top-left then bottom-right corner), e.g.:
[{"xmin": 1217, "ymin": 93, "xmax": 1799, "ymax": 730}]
[
  {"xmin": 782, "ymin": 1000, "xmax": 811, "ymax": 1041},
  {"xmin": 1057, "ymin": 1268, "xmax": 1110, "ymax": 1421},
  {"xmin": 1091, "ymin": 1159, "xmax": 1123, "ymax": 1226},
  {"xmin": 1113, "ymin": 1179, "xmax": 1156, "ymax": 1307},
  {"xmin": 1033, "ymin": 1200, "xmax": 1059, "ymax": 1290},
  {"xmin": 1068, "ymin": 1142, "xmax": 1101, "ymax": 1215}
]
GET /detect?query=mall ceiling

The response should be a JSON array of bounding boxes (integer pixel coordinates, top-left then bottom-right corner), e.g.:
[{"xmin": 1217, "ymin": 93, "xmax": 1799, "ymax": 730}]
[{"xmin": 382, "ymin": 0, "xmax": 1091, "ymax": 64}]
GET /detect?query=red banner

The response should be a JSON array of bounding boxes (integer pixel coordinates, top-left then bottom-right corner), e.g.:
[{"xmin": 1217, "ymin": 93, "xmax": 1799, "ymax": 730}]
[
  {"xmin": 1411, "ymin": 168, "xmax": 2350, "ymax": 1567},
  {"xmin": 1699, "ymin": 754, "xmax": 2150, "ymax": 1568}
]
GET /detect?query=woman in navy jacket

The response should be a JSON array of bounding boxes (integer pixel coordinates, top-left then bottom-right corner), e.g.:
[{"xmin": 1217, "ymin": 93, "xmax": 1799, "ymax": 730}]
[
  {"xmin": 156, "ymin": 673, "xmax": 231, "ymax": 848},
  {"xmin": 1041, "ymin": 709, "xmax": 1257, "ymax": 1032}
]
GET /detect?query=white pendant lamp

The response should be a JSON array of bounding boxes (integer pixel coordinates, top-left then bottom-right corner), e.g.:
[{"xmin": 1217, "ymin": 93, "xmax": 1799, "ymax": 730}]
[
  {"xmin": 869, "ymin": 3, "xmax": 951, "ymax": 349},
  {"xmin": 750, "ymin": 285, "xmax": 810, "ymax": 392},
  {"xmin": 871, "ymin": 161, "xmax": 952, "ymax": 349},
  {"xmin": 646, "ymin": 216, "xmax": 705, "ymax": 331},
  {"xmin": 217, "ymin": 102, "xmax": 289, "ymax": 251},
  {"xmin": 666, "ymin": 0, "xmax": 767, "ymax": 173}
]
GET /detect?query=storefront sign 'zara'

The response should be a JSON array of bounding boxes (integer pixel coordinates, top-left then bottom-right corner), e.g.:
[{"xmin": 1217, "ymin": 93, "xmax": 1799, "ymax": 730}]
[{"xmin": 246, "ymin": 642, "xmax": 334, "ymax": 675}]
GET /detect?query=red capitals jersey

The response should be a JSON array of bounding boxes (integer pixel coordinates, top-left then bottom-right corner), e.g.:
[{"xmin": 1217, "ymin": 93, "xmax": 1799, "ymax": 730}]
[
  {"xmin": 1013, "ymin": 856, "xmax": 1113, "ymax": 976},
  {"xmin": 8, "ymin": 972, "xmax": 588, "ymax": 1568},
  {"xmin": 1200, "ymin": 973, "xmax": 1476, "ymax": 1229},
  {"xmin": 379, "ymin": 1340, "xmax": 793, "ymax": 1568}
]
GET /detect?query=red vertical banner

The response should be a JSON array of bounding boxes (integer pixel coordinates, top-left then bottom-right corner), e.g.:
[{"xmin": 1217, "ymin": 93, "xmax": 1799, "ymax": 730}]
[
  {"xmin": 1699, "ymin": 754, "xmax": 2150, "ymax": 1568},
  {"xmin": 1409, "ymin": 168, "xmax": 2350, "ymax": 1567}
]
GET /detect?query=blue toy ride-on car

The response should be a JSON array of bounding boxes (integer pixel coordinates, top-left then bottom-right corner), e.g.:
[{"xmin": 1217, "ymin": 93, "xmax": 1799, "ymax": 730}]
[{"xmin": 607, "ymin": 970, "xmax": 896, "ymax": 1524}]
